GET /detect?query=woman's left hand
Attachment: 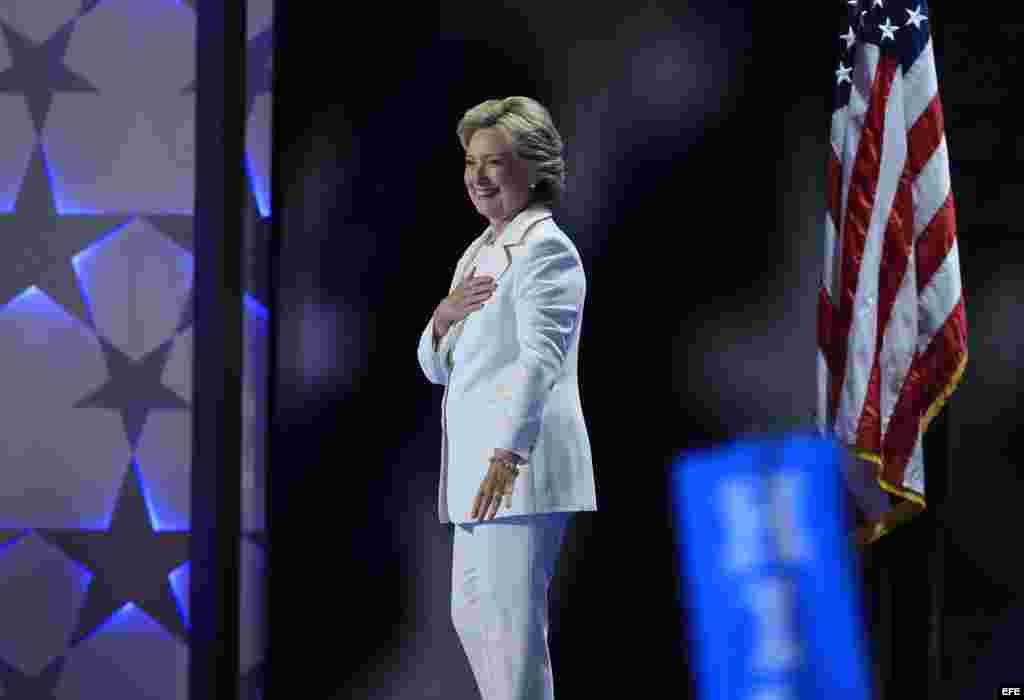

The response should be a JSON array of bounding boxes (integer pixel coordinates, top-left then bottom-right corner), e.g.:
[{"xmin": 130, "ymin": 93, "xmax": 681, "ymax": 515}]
[{"xmin": 470, "ymin": 449, "xmax": 523, "ymax": 521}]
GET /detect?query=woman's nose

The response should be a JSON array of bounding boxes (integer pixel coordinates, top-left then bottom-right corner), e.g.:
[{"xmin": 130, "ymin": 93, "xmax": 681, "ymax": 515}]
[{"xmin": 469, "ymin": 163, "xmax": 489, "ymax": 183}]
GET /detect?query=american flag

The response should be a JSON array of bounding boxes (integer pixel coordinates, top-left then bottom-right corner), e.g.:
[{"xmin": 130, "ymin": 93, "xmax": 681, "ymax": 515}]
[{"xmin": 817, "ymin": 0, "xmax": 968, "ymax": 546}]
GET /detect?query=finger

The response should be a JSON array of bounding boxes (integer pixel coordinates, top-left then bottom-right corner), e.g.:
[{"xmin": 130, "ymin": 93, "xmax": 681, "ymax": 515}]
[
  {"xmin": 478, "ymin": 486, "xmax": 496, "ymax": 522},
  {"xmin": 470, "ymin": 488, "xmax": 483, "ymax": 520},
  {"xmin": 487, "ymin": 493, "xmax": 502, "ymax": 520},
  {"xmin": 462, "ymin": 281, "xmax": 491, "ymax": 294},
  {"xmin": 472, "ymin": 474, "xmax": 491, "ymax": 521}
]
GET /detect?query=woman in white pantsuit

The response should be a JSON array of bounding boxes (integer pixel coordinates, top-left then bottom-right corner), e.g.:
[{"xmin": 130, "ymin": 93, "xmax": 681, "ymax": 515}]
[{"xmin": 416, "ymin": 96, "xmax": 597, "ymax": 699}]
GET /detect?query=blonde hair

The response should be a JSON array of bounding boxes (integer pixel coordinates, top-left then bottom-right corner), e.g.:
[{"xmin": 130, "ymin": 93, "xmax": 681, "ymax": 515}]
[{"xmin": 456, "ymin": 96, "xmax": 566, "ymax": 207}]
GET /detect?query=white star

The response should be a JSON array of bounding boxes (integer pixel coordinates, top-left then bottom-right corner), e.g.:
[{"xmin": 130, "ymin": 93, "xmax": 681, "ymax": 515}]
[
  {"xmin": 873, "ymin": 0, "xmax": 884, "ymax": 7},
  {"xmin": 840, "ymin": 26, "xmax": 857, "ymax": 49},
  {"xmin": 879, "ymin": 17, "xmax": 898, "ymax": 41},
  {"xmin": 905, "ymin": 5, "xmax": 928, "ymax": 29},
  {"xmin": 835, "ymin": 61, "xmax": 853, "ymax": 85}
]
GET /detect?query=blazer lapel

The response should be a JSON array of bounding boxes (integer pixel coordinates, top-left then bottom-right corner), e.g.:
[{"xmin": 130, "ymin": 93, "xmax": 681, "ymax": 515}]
[
  {"xmin": 452, "ymin": 232, "xmax": 492, "ymax": 292},
  {"xmin": 488, "ymin": 205, "xmax": 554, "ymax": 283},
  {"xmin": 445, "ymin": 206, "xmax": 554, "ymax": 368}
]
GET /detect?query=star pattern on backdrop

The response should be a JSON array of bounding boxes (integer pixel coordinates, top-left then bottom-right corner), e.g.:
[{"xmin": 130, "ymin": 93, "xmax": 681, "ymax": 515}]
[
  {"xmin": 176, "ymin": 285, "xmax": 195, "ymax": 335},
  {"xmin": 0, "ymin": 654, "xmax": 66, "ymax": 699},
  {"xmin": 0, "ymin": 18, "xmax": 99, "ymax": 133},
  {"xmin": 144, "ymin": 212, "xmax": 194, "ymax": 255},
  {"xmin": 0, "ymin": 145, "xmax": 131, "ymax": 327},
  {"xmin": 143, "ymin": 211, "xmax": 194, "ymax": 335},
  {"xmin": 37, "ymin": 464, "xmax": 189, "ymax": 645},
  {"xmin": 73, "ymin": 335, "xmax": 190, "ymax": 451},
  {"xmin": 152, "ymin": 164, "xmax": 270, "ymax": 336},
  {"xmin": 179, "ymin": 21, "xmax": 272, "ymax": 118},
  {"xmin": 0, "ymin": 2, "xmax": 272, "ymax": 686}
]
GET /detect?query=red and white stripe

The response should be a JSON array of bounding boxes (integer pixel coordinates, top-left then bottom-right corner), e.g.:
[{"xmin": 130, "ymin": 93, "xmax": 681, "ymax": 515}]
[{"xmin": 818, "ymin": 36, "xmax": 968, "ymax": 535}]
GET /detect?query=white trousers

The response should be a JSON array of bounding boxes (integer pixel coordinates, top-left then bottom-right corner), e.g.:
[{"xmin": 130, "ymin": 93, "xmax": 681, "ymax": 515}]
[{"xmin": 451, "ymin": 512, "xmax": 572, "ymax": 700}]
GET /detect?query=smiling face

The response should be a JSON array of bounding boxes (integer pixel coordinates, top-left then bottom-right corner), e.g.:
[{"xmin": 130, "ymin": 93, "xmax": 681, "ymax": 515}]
[{"xmin": 464, "ymin": 126, "xmax": 534, "ymax": 234}]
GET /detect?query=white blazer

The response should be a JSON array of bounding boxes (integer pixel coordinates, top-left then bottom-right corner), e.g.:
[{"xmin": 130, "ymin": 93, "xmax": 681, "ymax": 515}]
[{"xmin": 417, "ymin": 205, "xmax": 598, "ymax": 524}]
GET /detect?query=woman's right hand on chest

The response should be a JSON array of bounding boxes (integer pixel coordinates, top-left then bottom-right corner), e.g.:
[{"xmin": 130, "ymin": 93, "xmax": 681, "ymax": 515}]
[{"xmin": 433, "ymin": 266, "xmax": 496, "ymax": 336}]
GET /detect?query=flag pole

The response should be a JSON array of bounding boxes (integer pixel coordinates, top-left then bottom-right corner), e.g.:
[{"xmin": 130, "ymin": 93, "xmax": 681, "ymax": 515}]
[{"xmin": 925, "ymin": 329, "xmax": 954, "ymax": 698}]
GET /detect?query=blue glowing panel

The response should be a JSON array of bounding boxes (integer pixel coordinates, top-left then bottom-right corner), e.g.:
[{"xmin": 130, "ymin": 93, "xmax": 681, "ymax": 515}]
[
  {"xmin": 244, "ymin": 292, "xmax": 268, "ymax": 322},
  {"xmin": 55, "ymin": 604, "xmax": 188, "ymax": 700},
  {"xmin": 73, "ymin": 218, "xmax": 193, "ymax": 362},
  {"xmin": 70, "ymin": 220, "xmax": 135, "ymax": 319},
  {"xmin": 44, "ymin": 0, "xmax": 196, "ymax": 215},
  {"xmin": 0, "ymin": 95, "xmax": 36, "ymax": 212},
  {"xmin": 133, "ymin": 460, "xmax": 187, "ymax": 534},
  {"xmin": 134, "ymin": 314, "xmax": 192, "ymax": 532},
  {"xmin": 0, "ymin": 532, "xmax": 92, "ymax": 677},
  {"xmin": 137, "ymin": 293, "xmax": 268, "ymax": 534},
  {"xmin": 0, "ymin": 288, "xmax": 131, "ymax": 529},
  {"xmin": 133, "ymin": 444, "xmax": 190, "ymax": 533},
  {"xmin": 671, "ymin": 434, "xmax": 872, "ymax": 700},
  {"xmin": 245, "ymin": 149, "xmax": 271, "ymax": 218},
  {"xmin": 168, "ymin": 562, "xmax": 190, "ymax": 630}
]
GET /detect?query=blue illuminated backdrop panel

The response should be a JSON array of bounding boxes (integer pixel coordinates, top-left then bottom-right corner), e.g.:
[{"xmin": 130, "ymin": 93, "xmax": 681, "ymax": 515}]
[
  {"xmin": 672, "ymin": 434, "xmax": 873, "ymax": 700},
  {"xmin": 0, "ymin": 1, "xmax": 272, "ymax": 697}
]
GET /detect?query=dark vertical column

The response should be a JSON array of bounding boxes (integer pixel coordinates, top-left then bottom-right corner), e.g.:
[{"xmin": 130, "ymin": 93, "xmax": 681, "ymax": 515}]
[
  {"xmin": 875, "ymin": 553, "xmax": 892, "ymax": 700},
  {"xmin": 190, "ymin": 1, "xmax": 246, "ymax": 699},
  {"xmin": 926, "ymin": 407, "xmax": 951, "ymax": 698},
  {"xmin": 926, "ymin": 10, "xmax": 952, "ymax": 695},
  {"xmin": 266, "ymin": 0, "xmax": 285, "ymax": 697}
]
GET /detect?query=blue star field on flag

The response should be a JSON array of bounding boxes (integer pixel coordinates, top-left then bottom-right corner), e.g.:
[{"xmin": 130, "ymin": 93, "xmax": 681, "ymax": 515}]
[{"xmin": 836, "ymin": 0, "xmax": 931, "ymax": 110}]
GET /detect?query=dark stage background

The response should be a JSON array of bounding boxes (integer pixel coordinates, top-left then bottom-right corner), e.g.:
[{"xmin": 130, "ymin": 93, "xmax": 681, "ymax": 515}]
[{"xmin": 270, "ymin": 3, "xmax": 1023, "ymax": 699}]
